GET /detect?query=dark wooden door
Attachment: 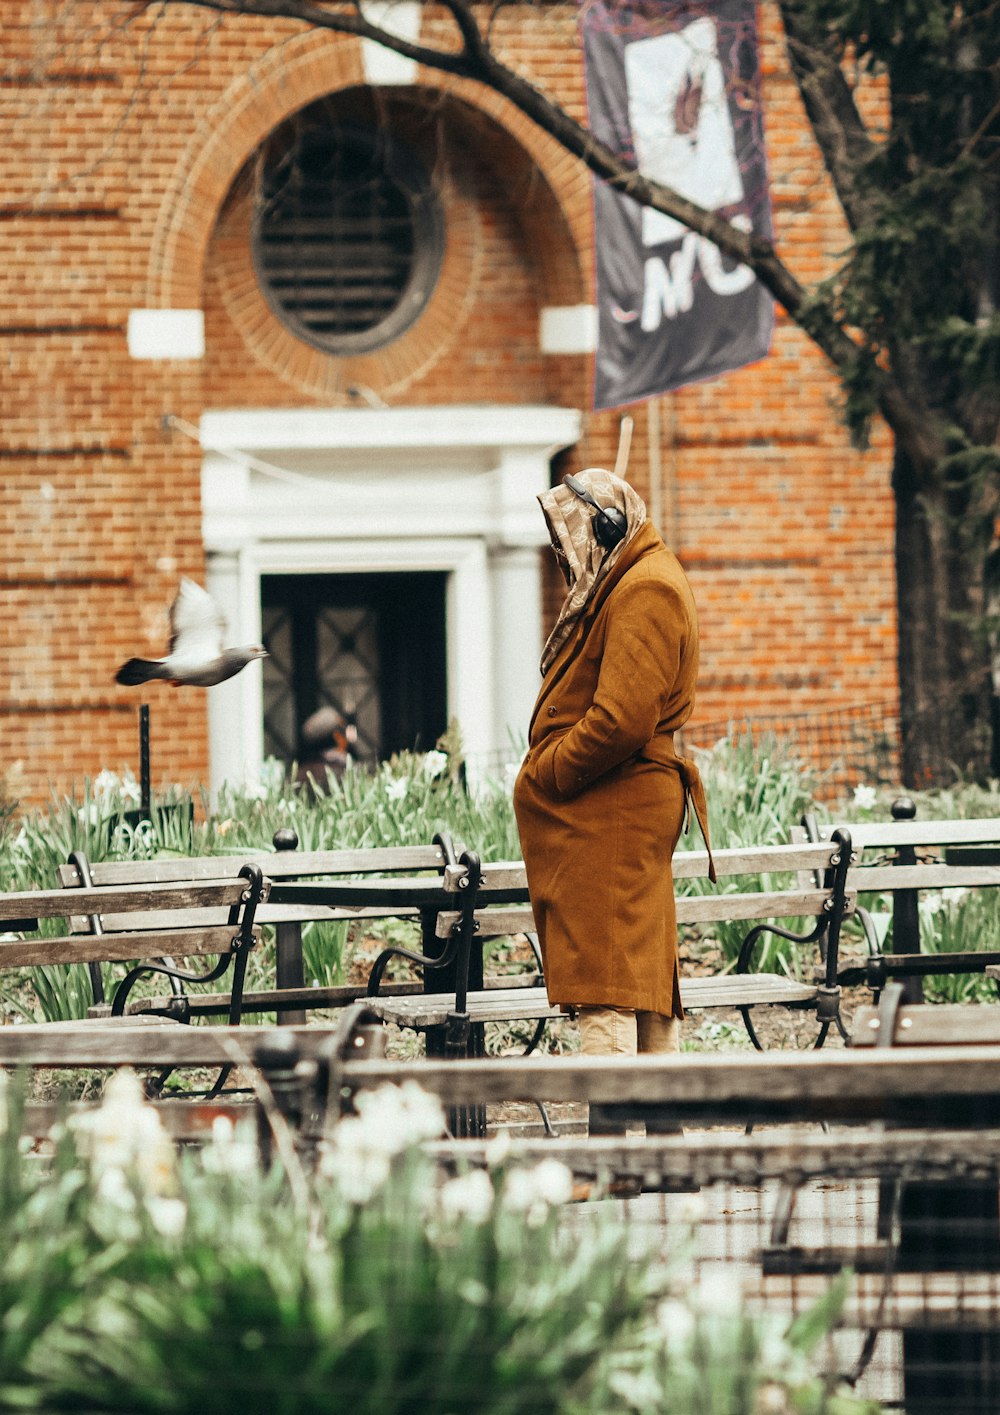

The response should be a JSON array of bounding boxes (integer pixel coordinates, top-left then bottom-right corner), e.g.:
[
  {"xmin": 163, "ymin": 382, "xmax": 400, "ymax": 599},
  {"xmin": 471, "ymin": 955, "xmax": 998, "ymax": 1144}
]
[{"xmin": 261, "ymin": 571, "xmax": 447, "ymax": 768}]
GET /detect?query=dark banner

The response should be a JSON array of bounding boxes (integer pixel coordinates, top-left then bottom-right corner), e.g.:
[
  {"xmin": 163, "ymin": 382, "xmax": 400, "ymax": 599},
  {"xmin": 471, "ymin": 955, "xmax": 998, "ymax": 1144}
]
[{"xmin": 582, "ymin": 0, "xmax": 774, "ymax": 410}]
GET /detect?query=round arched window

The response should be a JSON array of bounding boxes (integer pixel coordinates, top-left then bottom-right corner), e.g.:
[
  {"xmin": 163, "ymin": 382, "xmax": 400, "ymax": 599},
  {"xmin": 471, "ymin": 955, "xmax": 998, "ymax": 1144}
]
[{"xmin": 252, "ymin": 117, "xmax": 444, "ymax": 356}]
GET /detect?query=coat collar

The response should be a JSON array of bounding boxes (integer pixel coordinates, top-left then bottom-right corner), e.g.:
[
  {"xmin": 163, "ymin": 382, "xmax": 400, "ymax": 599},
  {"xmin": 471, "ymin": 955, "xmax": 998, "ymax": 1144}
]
[{"xmin": 529, "ymin": 521, "xmax": 667, "ymax": 734}]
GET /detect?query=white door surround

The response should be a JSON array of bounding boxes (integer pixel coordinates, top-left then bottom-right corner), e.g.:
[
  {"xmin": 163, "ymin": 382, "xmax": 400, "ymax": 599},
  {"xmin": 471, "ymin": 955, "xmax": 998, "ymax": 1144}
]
[{"xmin": 199, "ymin": 404, "xmax": 581, "ymax": 795}]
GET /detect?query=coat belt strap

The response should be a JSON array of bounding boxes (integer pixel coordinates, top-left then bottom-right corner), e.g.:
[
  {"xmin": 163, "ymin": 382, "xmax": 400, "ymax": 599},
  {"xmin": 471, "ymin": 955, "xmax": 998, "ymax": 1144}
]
[{"xmin": 674, "ymin": 755, "xmax": 716, "ymax": 882}]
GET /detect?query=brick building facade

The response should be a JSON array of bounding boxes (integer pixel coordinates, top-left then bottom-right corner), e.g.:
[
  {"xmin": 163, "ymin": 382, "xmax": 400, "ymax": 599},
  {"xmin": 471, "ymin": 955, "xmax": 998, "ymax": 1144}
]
[{"xmin": 1, "ymin": 1, "xmax": 897, "ymax": 805}]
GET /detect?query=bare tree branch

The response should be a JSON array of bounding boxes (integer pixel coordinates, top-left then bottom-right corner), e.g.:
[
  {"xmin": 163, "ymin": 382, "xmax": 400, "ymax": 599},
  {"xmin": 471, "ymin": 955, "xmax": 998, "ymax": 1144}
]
[{"xmin": 162, "ymin": 3, "xmax": 807, "ymax": 303}]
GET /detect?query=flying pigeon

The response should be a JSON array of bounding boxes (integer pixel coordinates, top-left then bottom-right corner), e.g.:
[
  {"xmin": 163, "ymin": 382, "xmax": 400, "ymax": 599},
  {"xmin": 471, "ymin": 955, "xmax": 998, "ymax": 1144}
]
[{"xmin": 115, "ymin": 579, "xmax": 268, "ymax": 688}]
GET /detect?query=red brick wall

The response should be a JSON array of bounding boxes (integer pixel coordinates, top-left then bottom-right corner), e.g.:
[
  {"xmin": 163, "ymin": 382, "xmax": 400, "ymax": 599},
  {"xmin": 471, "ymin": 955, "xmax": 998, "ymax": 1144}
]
[{"xmin": 0, "ymin": 1, "xmax": 896, "ymax": 805}]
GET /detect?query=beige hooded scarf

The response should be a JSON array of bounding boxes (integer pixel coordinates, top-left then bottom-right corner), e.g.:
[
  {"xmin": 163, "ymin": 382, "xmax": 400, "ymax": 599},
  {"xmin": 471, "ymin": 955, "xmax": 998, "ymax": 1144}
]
[{"xmin": 539, "ymin": 467, "xmax": 648, "ymax": 675}]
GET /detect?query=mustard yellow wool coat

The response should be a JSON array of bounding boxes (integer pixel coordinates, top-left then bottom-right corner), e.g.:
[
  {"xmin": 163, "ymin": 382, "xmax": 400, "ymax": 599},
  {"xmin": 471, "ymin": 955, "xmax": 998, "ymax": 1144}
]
[{"xmin": 512, "ymin": 520, "xmax": 702, "ymax": 1018}]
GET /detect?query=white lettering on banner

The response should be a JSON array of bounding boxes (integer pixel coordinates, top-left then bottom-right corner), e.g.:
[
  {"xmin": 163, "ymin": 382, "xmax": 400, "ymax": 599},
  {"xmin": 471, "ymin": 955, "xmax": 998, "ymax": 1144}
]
[
  {"xmin": 640, "ymin": 216, "xmax": 756, "ymax": 332},
  {"xmin": 698, "ymin": 214, "xmax": 756, "ymax": 297},
  {"xmin": 641, "ymin": 236, "xmax": 697, "ymax": 328}
]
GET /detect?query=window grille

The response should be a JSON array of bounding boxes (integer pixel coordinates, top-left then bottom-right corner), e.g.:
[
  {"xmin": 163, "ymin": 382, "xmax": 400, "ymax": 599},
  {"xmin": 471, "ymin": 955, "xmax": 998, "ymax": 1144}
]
[{"xmin": 253, "ymin": 120, "xmax": 444, "ymax": 355}]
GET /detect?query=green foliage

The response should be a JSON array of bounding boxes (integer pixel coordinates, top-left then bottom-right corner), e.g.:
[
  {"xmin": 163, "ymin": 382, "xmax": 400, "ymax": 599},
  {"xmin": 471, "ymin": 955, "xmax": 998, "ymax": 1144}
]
[
  {"xmin": 0, "ymin": 735, "xmax": 826, "ymax": 1018},
  {"xmin": 594, "ymin": 1267, "xmax": 877, "ymax": 1415},
  {"xmin": 782, "ymin": 0, "xmax": 1000, "ymax": 512},
  {"xmin": 9, "ymin": 740, "xmax": 1000, "ymax": 1026},
  {"xmin": 800, "ymin": 0, "xmax": 970, "ymax": 68},
  {"xmin": 913, "ymin": 887, "xmax": 1000, "ymax": 1004},
  {"xmin": 0, "ymin": 753, "xmax": 523, "ymax": 1023},
  {"xmin": 0, "ymin": 1075, "xmax": 880, "ymax": 1414},
  {"xmin": 678, "ymin": 733, "xmax": 819, "ymax": 972},
  {"xmin": 693, "ymin": 732, "xmax": 818, "ymax": 850}
]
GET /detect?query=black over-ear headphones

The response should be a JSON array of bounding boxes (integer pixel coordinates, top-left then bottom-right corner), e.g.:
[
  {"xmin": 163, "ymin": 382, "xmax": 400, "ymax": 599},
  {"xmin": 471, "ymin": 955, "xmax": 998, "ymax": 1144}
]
[{"xmin": 562, "ymin": 474, "xmax": 628, "ymax": 550}]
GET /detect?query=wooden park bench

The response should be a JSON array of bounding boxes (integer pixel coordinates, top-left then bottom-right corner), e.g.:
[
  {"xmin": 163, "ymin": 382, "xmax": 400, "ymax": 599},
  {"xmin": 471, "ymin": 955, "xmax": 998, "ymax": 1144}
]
[
  {"xmin": 57, "ymin": 831, "xmax": 460, "ymax": 1025},
  {"xmin": 801, "ymin": 806, "xmax": 1000, "ymax": 1002},
  {"xmin": 362, "ymin": 834, "xmax": 857, "ymax": 1055},
  {"xmin": 0, "ymin": 863, "xmax": 270, "ymax": 1095}
]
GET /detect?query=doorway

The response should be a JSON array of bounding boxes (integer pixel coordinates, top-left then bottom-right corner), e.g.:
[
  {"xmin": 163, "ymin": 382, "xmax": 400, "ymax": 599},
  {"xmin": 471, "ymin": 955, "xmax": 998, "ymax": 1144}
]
[{"xmin": 261, "ymin": 571, "xmax": 447, "ymax": 768}]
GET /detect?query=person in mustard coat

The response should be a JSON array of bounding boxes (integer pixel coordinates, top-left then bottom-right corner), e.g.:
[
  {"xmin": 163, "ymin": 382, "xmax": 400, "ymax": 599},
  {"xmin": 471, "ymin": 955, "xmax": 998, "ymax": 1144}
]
[{"xmin": 512, "ymin": 466, "xmax": 713, "ymax": 1063}]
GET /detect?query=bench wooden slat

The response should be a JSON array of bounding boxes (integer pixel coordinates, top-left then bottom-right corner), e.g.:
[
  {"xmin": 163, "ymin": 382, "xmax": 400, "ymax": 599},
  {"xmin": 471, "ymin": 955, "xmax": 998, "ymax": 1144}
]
[
  {"xmin": 476, "ymin": 843, "xmax": 844, "ymax": 893},
  {"xmin": 5, "ymin": 1014, "xmax": 180, "ymax": 1031},
  {"xmin": 681, "ymin": 888, "xmax": 851, "ymax": 925},
  {"xmin": 675, "ymin": 841, "xmax": 844, "ymax": 877},
  {"xmin": 432, "ymin": 1128, "xmax": 1000, "ymax": 1185},
  {"xmin": 0, "ymin": 879, "xmax": 249, "ymax": 922},
  {"xmin": 57, "ymin": 844, "xmax": 448, "ymax": 889},
  {"xmin": 368, "ymin": 974, "xmax": 818, "ymax": 1028},
  {"xmin": 832, "ymin": 818, "xmax": 1000, "ymax": 850},
  {"xmin": 0, "ymin": 1023, "xmax": 253, "ymax": 1067},
  {"xmin": 337, "ymin": 1046, "xmax": 1000, "ymax": 1113},
  {"xmin": 848, "ymin": 862, "xmax": 1000, "ymax": 892},
  {"xmin": 0, "ymin": 924, "xmax": 258, "ymax": 968},
  {"xmin": 756, "ymin": 1272, "xmax": 1000, "ymax": 1331},
  {"xmin": 437, "ymin": 890, "xmax": 853, "ymax": 939},
  {"xmin": 367, "ymin": 987, "xmax": 555, "ymax": 1027},
  {"xmin": 69, "ymin": 902, "xmax": 418, "ymax": 933},
  {"xmin": 120, "ymin": 974, "xmax": 542, "ymax": 1016},
  {"xmin": 852, "ymin": 1003, "xmax": 1000, "ymax": 1049},
  {"xmin": 683, "ymin": 974, "xmax": 816, "ymax": 1007},
  {"xmin": 22, "ymin": 1097, "xmax": 252, "ymax": 1141}
]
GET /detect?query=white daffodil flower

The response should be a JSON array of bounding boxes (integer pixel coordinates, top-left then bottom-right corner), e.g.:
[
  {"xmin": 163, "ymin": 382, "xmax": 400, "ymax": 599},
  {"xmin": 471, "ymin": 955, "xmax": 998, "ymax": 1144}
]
[
  {"xmin": 421, "ymin": 750, "xmax": 449, "ymax": 779},
  {"xmin": 71, "ymin": 1069, "xmax": 176, "ymax": 1198},
  {"xmin": 439, "ymin": 1169, "xmax": 495, "ymax": 1226},
  {"xmin": 202, "ymin": 1114, "xmax": 259, "ymax": 1177},
  {"xmin": 852, "ymin": 783, "xmax": 878, "ymax": 812},
  {"xmin": 654, "ymin": 1297, "xmax": 697, "ymax": 1346},
  {"xmin": 320, "ymin": 1117, "xmax": 393, "ymax": 1204},
  {"xmin": 502, "ymin": 1158, "xmax": 574, "ymax": 1226},
  {"xmin": 529, "ymin": 1158, "xmax": 574, "ymax": 1207},
  {"xmin": 691, "ymin": 1267, "xmax": 744, "ymax": 1315},
  {"xmin": 353, "ymin": 1082, "xmax": 445, "ymax": 1154},
  {"xmin": 146, "ymin": 1196, "xmax": 188, "ymax": 1238}
]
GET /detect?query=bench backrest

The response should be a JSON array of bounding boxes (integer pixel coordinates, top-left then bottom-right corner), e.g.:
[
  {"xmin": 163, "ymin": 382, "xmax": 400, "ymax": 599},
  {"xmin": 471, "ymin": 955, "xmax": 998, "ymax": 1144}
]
[
  {"xmin": 56, "ymin": 841, "xmax": 453, "ymax": 934},
  {"xmin": 471, "ymin": 839, "xmax": 846, "ymax": 886},
  {"xmin": 55, "ymin": 839, "xmax": 455, "ymax": 1021},
  {"xmin": 436, "ymin": 838, "xmax": 855, "ymax": 938},
  {"xmin": 799, "ymin": 815, "xmax": 1000, "ymax": 988},
  {"xmin": 0, "ymin": 873, "xmax": 264, "ymax": 968},
  {"xmin": 57, "ymin": 842, "xmax": 450, "ymax": 889},
  {"xmin": 803, "ymin": 814, "xmax": 1000, "ymax": 894}
]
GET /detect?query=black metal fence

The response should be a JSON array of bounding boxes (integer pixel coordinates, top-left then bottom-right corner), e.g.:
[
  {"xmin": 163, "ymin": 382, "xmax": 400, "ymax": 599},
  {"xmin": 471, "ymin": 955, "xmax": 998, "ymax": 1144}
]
[{"xmin": 686, "ymin": 700, "xmax": 902, "ymax": 797}]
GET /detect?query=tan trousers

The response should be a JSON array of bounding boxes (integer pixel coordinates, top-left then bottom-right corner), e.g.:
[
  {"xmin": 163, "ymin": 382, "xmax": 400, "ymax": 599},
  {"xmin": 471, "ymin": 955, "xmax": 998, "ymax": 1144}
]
[{"xmin": 578, "ymin": 1005, "xmax": 681, "ymax": 1056}]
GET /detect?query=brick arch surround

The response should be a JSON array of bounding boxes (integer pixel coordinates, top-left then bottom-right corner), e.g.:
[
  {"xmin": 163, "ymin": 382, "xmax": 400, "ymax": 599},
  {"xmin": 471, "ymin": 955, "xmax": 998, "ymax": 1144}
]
[
  {"xmin": 146, "ymin": 27, "xmax": 593, "ymax": 316},
  {"xmin": 208, "ymin": 85, "xmax": 589, "ymax": 401}
]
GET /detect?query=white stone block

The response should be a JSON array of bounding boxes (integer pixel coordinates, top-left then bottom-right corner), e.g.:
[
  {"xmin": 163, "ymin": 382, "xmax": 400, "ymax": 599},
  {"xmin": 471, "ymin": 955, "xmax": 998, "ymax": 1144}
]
[
  {"xmin": 539, "ymin": 304, "xmax": 598, "ymax": 355},
  {"xmin": 359, "ymin": 1, "xmax": 421, "ymax": 84},
  {"xmin": 127, "ymin": 309, "xmax": 205, "ymax": 360}
]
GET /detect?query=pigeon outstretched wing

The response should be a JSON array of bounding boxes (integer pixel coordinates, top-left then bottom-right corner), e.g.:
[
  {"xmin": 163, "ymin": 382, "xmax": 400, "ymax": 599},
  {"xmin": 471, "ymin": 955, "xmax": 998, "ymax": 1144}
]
[{"xmin": 167, "ymin": 578, "xmax": 228, "ymax": 673}]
